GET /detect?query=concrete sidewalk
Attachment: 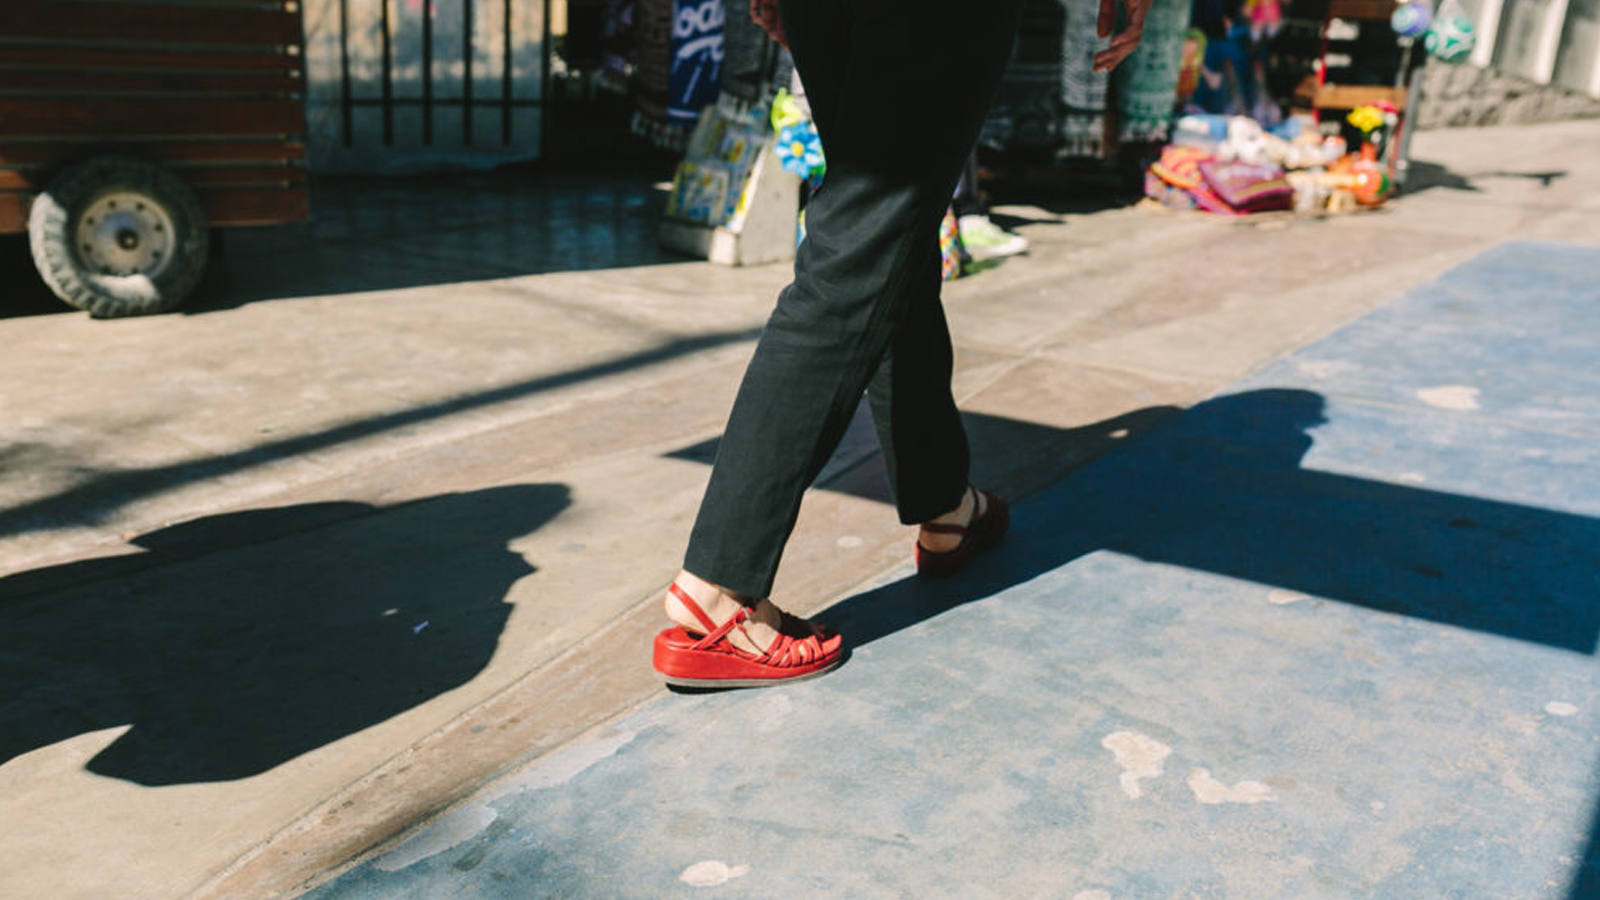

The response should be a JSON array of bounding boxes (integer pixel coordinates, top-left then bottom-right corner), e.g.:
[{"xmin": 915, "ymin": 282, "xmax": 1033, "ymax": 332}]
[
  {"xmin": 1, "ymin": 120, "xmax": 1597, "ymax": 900},
  {"xmin": 300, "ymin": 240, "xmax": 1600, "ymax": 900}
]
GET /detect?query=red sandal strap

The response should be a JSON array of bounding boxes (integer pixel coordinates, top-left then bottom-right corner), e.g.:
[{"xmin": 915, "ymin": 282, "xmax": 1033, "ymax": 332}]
[
  {"xmin": 920, "ymin": 487, "xmax": 985, "ymax": 536},
  {"xmin": 669, "ymin": 583, "xmax": 760, "ymax": 654},
  {"xmin": 691, "ymin": 606, "xmax": 752, "ymax": 652},
  {"xmin": 763, "ymin": 629, "xmax": 821, "ymax": 666},
  {"xmin": 667, "ymin": 582, "xmax": 720, "ymax": 633}
]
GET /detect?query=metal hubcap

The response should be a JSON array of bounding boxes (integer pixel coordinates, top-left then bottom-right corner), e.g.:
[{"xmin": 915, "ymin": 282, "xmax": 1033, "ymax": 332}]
[{"xmin": 76, "ymin": 192, "xmax": 175, "ymax": 278}]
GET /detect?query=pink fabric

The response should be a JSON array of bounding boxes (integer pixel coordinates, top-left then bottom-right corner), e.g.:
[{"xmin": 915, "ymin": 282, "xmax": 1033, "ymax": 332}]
[{"xmin": 1198, "ymin": 160, "xmax": 1293, "ymax": 213}]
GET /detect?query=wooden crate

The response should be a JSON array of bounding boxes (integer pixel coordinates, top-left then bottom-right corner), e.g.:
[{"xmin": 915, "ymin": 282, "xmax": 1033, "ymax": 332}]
[{"xmin": 0, "ymin": 0, "xmax": 309, "ymax": 233}]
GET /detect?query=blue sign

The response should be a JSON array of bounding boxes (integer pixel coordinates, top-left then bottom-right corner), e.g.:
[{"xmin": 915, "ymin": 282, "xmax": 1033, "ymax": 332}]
[{"xmin": 668, "ymin": 0, "xmax": 725, "ymax": 123}]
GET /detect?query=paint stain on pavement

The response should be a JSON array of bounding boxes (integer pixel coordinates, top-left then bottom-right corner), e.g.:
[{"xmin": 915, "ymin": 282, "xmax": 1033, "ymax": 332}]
[
  {"xmin": 1187, "ymin": 768, "xmax": 1277, "ymax": 804},
  {"xmin": 679, "ymin": 860, "xmax": 750, "ymax": 887},
  {"xmin": 1416, "ymin": 385, "xmax": 1481, "ymax": 411},
  {"xmin": 1102, "ymin": 731, "xmax": 1172, "ymax": 799},
  {"xmin": 1269, "ymin": 590, "xmax": 1309, "ymax": 606}
]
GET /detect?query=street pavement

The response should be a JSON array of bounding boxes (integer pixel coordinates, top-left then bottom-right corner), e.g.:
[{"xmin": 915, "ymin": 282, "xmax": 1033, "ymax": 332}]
[{"xmin": 2, "ymin": 120, "xmax": 1598, "ymax": 900}]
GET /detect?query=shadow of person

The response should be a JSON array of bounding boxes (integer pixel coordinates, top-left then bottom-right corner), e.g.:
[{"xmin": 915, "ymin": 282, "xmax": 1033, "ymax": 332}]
[
  {"xmin": 0, "ymin": 483, "xmax": 569, "ymax": 785},
  {"xmin": 822, "ymin": 388, "xmax": 1600, "ymax": 656}
]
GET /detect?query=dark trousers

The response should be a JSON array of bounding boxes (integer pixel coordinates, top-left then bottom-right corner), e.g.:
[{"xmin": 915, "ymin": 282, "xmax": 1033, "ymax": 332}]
[{"xmin": 683, "ymin": 0, "xmax": 1023, "ymax": 598}]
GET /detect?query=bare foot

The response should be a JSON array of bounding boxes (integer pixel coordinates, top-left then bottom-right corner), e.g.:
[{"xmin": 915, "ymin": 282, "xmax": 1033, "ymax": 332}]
[{"xmin": 664, "ymin": 570, "xmax": 787, "ymax": 656}]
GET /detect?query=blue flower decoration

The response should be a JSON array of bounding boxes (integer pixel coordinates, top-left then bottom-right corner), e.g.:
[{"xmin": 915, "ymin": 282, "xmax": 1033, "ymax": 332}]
[{"xmin": 774, "ymin": 122, "xmax": 825, "ymax": 178}]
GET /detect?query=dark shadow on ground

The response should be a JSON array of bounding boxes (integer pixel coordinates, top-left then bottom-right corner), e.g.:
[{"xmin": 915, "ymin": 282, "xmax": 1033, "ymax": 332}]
[
  {"xmin": 1571, "ymin": 794, "xmax": 1600, "ymax": 900},
  {"xmin": 2, "ymin": 164, "xmax": 688, "ymax": 320},
  {"xmin": 673, "ymin": 388, "xmax": 1600, "ymax": 894},
  {"xmin": 0, "ymin": 327, "xmax": 758, "ymax": 546},
  {"xmin": 817, "ymin": 388, "xmax": 1600, "ymax": 656},
  {"xmin": 669, "ymin": 403, "xmax": 1182, "ymax": 513},
  {"xmin": 981, "ymin": 157, "xmax": 1146, "ymax": 218},
  {"xmin": 0, "ymin": 484, "xmax": 567, "ymax": 785},
  {"xmin": 1402, "ymin": 159, "xmax": 1569, "ymax": 196},
  {"xmin": 0, "ymin": 235, "xmax": 71, "ymax": 319},
  {"xmin": 190, "ymin": 168, "xmax": 688, "ymax": 314}
]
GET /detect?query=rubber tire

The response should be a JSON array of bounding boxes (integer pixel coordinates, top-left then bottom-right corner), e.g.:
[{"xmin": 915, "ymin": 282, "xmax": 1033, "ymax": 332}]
[{"xmin": 28, "ymin": 155, "xmax": 209, "ymax": 318}]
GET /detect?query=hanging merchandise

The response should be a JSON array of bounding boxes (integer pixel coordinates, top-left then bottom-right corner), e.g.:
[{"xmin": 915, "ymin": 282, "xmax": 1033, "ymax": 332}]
[
  {"xmin": 982, "ymin": 1, "xmax": 1078, "ymax": 155},
  {"xmin": 1175, "ymin": 29, "xmax": 1208, "ymax": 105},
  {"xmin": 774, "ymin": 122, "xmax": 824, "ymax": 178},
  {"xmin": 632, "ymin": 0, "xmax": 676, "ymax": 145},
  {"xmin": 939, "ymin": 209, "xmax": 963, "ymax": 281},
  {"xmin": 668, "ymin": 0, "xmax": 726, "ymax": 124},
  {"xmin": 1390, "ymin": 0, "xmax": 1434, "ymax": 40},
  {"xmin": 660, "ymin": 57, "xmax": 808, "ymax": 267},
  {"xmin": 769, "ymin": 88, "xmax": 825, "ymax": 179},
  {"xmin": 663, "ymin": 99, "xmax": 769, "ymax": 226},
  {"xmin": 1244, "ymin": 0, "xmax": 1284, "ymax": 41},
  {"xmin": 1059, "ymin": 0, "xmax": 1110, "ymax": 156},
  {"xmin": 598, "ymin": 0, "xmax": 636, "ymax": 91},
  {"xmin": 720, "ymin": 0, "xmax": 774, "ymax": 101},
  {"xmin": 1114, "ymin": 0, "xmax": 1196, "ymax": 143},
  {"xmin": 1423, "ymin": 0, "xmax": 1476, "ymax": 63},
  {"xmin": 631, "ymin": 0, "xmax": 727, "ymax": 148}
]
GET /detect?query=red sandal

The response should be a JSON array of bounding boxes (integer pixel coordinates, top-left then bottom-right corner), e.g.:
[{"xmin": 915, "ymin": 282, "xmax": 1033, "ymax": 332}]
[
  {"xmin": 652, "ymin": 583, "xmax": 846, "ymax": 688},
  {"xmin": 914, "ymin": 488, "xmax": 1010, "ymax": 577}
]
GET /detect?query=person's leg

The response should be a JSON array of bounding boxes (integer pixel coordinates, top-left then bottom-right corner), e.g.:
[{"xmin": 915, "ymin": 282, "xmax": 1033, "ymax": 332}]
[
  {"xmin": 865, "ymin": 237, "xmax": 969, "ymax": 527},
  {"xmin": 673, "ymin": 0, "xmax": 1022, "ymax": 626}
]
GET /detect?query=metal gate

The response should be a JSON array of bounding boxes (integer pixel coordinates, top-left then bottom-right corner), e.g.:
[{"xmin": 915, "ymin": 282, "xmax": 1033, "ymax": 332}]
[{"xmin": 303, "ymin": 0, "xmax": 546, "ymax": 173}]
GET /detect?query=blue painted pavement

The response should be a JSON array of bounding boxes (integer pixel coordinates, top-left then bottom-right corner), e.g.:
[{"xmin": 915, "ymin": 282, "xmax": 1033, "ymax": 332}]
[{"xmin": 303, "ymin": 241, "xmax": 1600, "ymax": 900}]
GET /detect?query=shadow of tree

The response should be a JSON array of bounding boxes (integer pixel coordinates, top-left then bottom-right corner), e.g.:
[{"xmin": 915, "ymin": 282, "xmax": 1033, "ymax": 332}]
[{"xmin": 0, "ymin": 483, "xmax": 568, "ymax": 785}]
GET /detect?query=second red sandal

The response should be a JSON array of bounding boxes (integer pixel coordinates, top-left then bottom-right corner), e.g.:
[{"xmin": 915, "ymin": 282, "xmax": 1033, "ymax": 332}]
[{"xmin": 914, "ymin": 488, "xmax": 1010, "ymax": 577}]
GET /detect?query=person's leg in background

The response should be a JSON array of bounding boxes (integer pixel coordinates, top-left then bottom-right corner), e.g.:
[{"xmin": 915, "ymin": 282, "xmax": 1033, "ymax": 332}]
[
  {"xmin": 952, "ymin": 149, "xmax": 1030, "ymax": 263},
  {"xmin": 654, "ymin": 0, "xmax": 1024, "ymax": 686}
]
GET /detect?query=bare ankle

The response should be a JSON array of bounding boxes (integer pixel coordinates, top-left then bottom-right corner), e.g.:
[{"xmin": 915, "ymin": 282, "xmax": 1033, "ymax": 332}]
[
  {"xmin": 665, "ymin": 570, "xmax": 776, "ymax": 656},
  {"xmin": 918, "ymin": 487, "xmax": 979, "ymax": 552}
]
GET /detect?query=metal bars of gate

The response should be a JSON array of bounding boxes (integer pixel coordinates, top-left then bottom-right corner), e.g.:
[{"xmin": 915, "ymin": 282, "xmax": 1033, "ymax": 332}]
[{"xmin": 335, "ymin": 0, "xmax": 536, "ymax": 148}]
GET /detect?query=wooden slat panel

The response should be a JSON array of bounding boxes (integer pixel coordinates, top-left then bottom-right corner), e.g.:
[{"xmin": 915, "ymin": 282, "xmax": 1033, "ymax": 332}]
[
  {"xmin": 1328, "ymin": 0, "xmax": 1394, "ymax": 19},
  {"xmin": 0, "ymin": 165, "xmax": 303, "ymax": 195},
  {"xmin": 0, "ymin": 47, "xmax": 300, "ymax": 72},
  {"xmin": 182, "ymin": 166, "xmax": 308, "ymax": 187},
  {"xmin": 0, "ymin": 141, "xmax": 307, "ymax": 166},
  {"xmin": 200, "ymin": 187, "xmax": 309, "ymax": 226},
  {"xmin": 0, "ymin": 99, "xmax": 303, "ymax": 138},
  {"xmin": 0, "ymin": 1, "xmax": 303, "ymax": 46},
  {"xmin": 0, "ymin": 186, "xmax": 310, "ymax": 233},
  {"xmin": 1, "ymin": 70, "xmax": 302, "ymax": 95},
  {"xmin": 1313, "ymin": 84, "xmax": 1409, "ymax": 109},
  {"xmin": 0, "ymin": 192, "xmax": 27, "ymax": 233}
]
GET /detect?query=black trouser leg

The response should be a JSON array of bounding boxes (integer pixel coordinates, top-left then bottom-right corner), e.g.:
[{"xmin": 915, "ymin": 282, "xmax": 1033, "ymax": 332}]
[
  {"xmin": 682, "ymin": 0, "xmax": 1022, "ymax": 598},
  {"xmin": 865, "ymin": 237, "xmax": 971, "ymax": 525}
]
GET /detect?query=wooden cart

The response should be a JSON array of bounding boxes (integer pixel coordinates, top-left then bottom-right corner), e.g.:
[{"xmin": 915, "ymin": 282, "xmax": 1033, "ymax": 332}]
[{"xmin": 0, "ymin": 0, "xmax": 309, "ymax": 317}]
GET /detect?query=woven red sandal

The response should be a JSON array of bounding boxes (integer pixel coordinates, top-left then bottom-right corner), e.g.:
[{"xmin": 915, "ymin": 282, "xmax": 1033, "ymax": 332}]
[
  {"xmin": 914, "ymin": 488, "xmax": 1010, "ymax": 577},
  {"xmin": 652, "ymin": 583, "xmax": 846, "ymax": 688}
]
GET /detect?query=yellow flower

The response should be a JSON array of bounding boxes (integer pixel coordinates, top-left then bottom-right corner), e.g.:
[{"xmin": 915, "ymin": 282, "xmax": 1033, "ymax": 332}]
[
  {"xmin": 1346, "ymin": 105, "xmax": 1385, "ymax": 134},
  {"xmin": 770, "ymin": 89, "xmax": 806, "ymax": 130}
]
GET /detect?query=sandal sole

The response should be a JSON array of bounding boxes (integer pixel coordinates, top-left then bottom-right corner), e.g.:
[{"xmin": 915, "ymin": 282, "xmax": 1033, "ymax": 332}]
[{"xmin": 655, "ymin": 653, "xmax": 847, "ymax": 689}]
